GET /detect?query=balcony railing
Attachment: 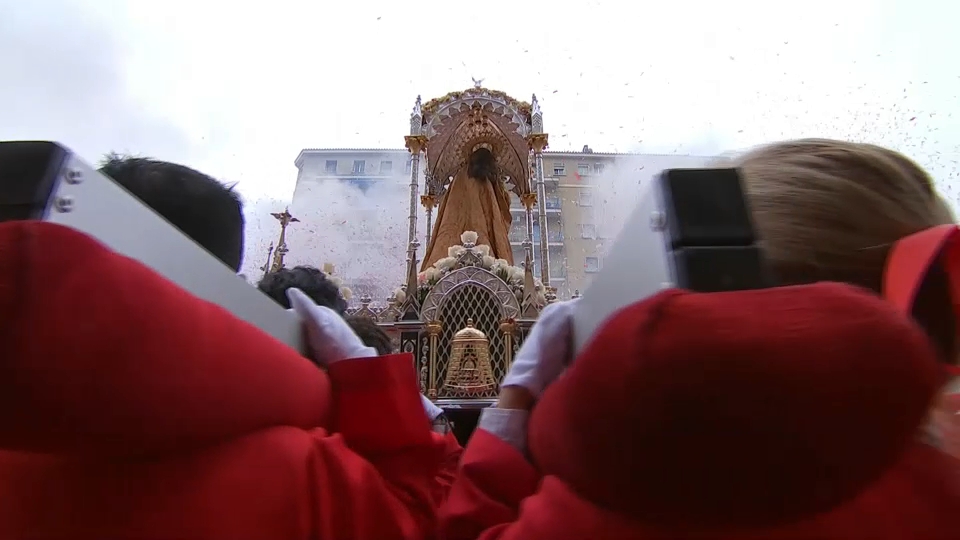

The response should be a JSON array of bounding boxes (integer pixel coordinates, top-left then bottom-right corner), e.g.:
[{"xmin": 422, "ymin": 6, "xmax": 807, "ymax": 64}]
[
  {"xmin": 510, "ymin": 196, "xmax": 563, "ymax": 211},
  {"xmin": 510, "ymin": 231, "xmax": 564, "ymax": 244},
  {"xmin": 529, "ymin": 266, "xmax": 567, "ymax": 280}
]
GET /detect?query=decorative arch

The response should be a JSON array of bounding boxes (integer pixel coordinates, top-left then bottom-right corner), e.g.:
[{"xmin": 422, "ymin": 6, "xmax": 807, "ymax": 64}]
[
  {"xmin": 422, "ymin": 88, "xmax": 531, "ymax": 139},
  {"xmin": 420, "ymin": 265, "xmax": 521, "ymax": 323},
  {"xmin": 420, "ymin": 87, "xmax": 534, "ymax": 198}
]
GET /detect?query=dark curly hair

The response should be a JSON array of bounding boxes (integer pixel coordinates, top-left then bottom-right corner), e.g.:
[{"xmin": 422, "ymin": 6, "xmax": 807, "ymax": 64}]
[
  {"xmin": 468, "ymin": 148, "xmax": 498, "ymax": 183},
  {"xmin": 257, "ymin": 266, "xmax": 347, "ymax": 314},
  {"xmin": 345, "ymin": 316, "xmax": 394, "ymax": 356}
]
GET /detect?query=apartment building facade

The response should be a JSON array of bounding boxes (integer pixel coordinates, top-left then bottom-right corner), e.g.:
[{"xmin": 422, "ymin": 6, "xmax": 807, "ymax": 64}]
[{"xmin": 293, "ymin": 147, "xmax": 715, "ymax": 299}]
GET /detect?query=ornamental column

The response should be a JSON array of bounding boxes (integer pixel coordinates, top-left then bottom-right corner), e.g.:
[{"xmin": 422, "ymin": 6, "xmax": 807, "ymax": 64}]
[
  {"xmin": 520, "ymin": 192, "xmax": 537, "ymax": 266},
  {"xmin": 421, "ymin": 169, "xmax": 437, "ymax": 249},
  {"xmin": 403, "ymin": 95, "xmax": 428, "ymax": 308},
  {"xmin": 527, "ymin": 94, "xmax": 551, "ymax": 287},
  {"xmin": 424, "ymin": 320, "xmax": 443, "ymax": 399},
  {"xmin": 500, "ymin": 319, "xmax": 518, "ymax": 376}
]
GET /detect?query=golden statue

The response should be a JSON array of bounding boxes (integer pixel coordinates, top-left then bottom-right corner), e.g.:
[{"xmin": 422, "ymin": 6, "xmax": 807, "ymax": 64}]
[
  {"xmin": 420, "ymin": 146, "xmax": 514, "ymax": 271},
  {"xmin": 441, "ymin": 318, "xmax": 497, "ymax": 396}
]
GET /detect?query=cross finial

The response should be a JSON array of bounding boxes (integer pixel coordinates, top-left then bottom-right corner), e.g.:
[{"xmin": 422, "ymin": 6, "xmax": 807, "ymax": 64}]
[{"xmin": 270, "ymin": 207, "xmax": 299, "ymax": 227}]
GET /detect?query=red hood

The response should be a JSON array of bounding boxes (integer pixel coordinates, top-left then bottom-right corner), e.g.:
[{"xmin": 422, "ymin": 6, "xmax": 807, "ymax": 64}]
[
  {"xmin": 0, "ymin": 221, "xmax": 331, "ymax": 457},
  {"xmin": 530, "ymin": 283, "xmax": 954, "ymax": 531}
]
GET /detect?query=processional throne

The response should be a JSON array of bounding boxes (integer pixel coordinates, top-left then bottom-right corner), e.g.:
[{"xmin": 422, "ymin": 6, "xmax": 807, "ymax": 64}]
[{"xmin": 349, "ymin": 84, "xmax": 556, "ymax": 413}]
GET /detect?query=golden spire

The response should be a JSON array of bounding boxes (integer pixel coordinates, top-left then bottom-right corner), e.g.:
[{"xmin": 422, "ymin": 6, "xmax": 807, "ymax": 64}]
[{"xmin": 268, "ymin": 207, "xmax": 299, "ymax": 273}]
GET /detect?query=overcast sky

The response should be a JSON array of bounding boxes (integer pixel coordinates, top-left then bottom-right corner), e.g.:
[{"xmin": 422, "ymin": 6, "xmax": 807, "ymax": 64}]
[{"xmin": 1, "ymin": 0, "xmax": 957, "ymax": 207}]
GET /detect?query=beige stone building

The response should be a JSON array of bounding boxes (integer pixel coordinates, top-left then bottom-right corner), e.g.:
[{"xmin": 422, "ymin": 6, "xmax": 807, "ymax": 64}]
[{"xmin": 293, "ymin": 147, "xmax": 716, "ymax": 299}]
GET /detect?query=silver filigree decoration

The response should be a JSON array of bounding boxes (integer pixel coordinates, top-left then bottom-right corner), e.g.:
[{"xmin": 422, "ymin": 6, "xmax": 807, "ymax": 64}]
[
  {"xmin": 422, "ymin": 88, "xmax": 531, "ymax": 139},
  {"xmin": 420, "ymin": 266, "xmax": 521, "ymax": 322}
]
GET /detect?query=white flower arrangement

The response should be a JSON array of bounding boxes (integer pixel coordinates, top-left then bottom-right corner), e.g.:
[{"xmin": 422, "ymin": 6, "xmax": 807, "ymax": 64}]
[
  {"xmin": 412, "ymin": 231, "xmax": 546, "ymax": 305},
  {"xmin": 320, "ymin": 264, "xmax": 352, "ymax": 301}
]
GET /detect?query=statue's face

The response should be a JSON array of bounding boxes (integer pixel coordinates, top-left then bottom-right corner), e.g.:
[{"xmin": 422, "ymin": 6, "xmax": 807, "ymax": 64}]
[{"xmin": 470, "ymin": 148, "xmax": 495, "ymax": 167}]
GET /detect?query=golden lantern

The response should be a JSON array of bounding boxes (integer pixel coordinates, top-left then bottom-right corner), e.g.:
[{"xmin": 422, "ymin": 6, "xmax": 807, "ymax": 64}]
[{"xmin": 441, "ymin": 318, "xmax": 497, "ymax": 396}]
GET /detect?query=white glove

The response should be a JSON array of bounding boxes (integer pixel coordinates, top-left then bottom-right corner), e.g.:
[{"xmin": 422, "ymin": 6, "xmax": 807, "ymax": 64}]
[
  {"xmin": 420, "ymin": 394, "xmax": 445, "ymax": 421},
  {"xmin": 501, "ymin": 299, "xmax": 578, "ymax": 398},
  {"xmin": 287, "ymin": 288, "xmax": 376, "ymax": 365}
]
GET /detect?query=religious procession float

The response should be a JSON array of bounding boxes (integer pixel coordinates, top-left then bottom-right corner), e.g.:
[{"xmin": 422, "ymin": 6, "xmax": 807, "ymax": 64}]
[{"xmin": 265, "ymin": 84, "xmax": 560, "ymax": 419}]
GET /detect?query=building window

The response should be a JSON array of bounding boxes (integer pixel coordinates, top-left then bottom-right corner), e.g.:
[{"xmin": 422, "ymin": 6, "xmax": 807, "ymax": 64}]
[
  {"xmin": 594, "ymin": 163, "xmax": 605, "ymax": 175},
  {"xmin": 380, "ymin": 160, "xmax": 393, "ymax": 174},
  {"xmin": 577, "ymin": 164, "xmax": 590, "ymax": 176},
  {"xmin": 325, "ymin": 160, "xmax": 337, "ymax": 174},
  {"xmin": 352, "ymin": 160, "xmax": 365, "ymax": 174},
  {"xmin": 553, "ymin": 163, "xmax": 566, "ymax": 176},
  {"xmin": 585, "ymin": 256, "xmax": 601, "ymax": 273},
  {"xmin": 578, "ymin": 189, "xmax": 594, "ymax": 206},
  {"xmin": 580, "ymin": 224, "xmax": 597, "ymax": 239},
  {"xmin": 343, "ymin": 178, "xmax": 375, "ymax": 193},
  {"xmin": 405, "ymin": 159, "xmax": 412, "ymax": 173},
  {"xmin": 581, "ymin": 206, "xmax": 596, "ymax": 221}
]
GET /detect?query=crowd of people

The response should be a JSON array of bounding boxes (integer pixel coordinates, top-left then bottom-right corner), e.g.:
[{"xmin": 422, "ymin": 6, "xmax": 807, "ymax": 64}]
[{"xmin": 0, "ymin": 139, "xmax": 958, "ymax": 539}]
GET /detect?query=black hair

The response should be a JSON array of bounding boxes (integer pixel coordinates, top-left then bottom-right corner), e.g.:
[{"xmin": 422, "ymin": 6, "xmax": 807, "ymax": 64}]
[
  {"xmin": 345, "ymin": 316, "xmax": 394, "ymax": 356},
  {"xmin": 257, "ymin": 266, "xmax": 348, "ymax": 315},
  {"xmin": 100, "ymin": 155, "xmax": 245, "ymax": 271},
  {"xmin": 468, "ymin": 148, "xmax": 498, "ymax": 183}
]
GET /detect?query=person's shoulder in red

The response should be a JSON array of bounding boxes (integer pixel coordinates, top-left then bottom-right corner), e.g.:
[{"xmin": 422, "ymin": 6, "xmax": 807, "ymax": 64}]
[
  {"xmin": 440, "ymin": 284, "xmax": 960, "ymax": 540},
  {"xmin": 0, "ymin": 221, "xmax": 448, "ymax": 540}
]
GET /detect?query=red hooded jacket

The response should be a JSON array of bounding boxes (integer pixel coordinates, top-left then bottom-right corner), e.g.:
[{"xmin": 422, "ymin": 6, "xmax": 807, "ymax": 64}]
[
  {"xmin": 440, "ymin": 284, "xmax": 960, "ymax": 539},
  {"xmin": 0, "ymin": 221, "xmax": 452, "ymax": 540}
]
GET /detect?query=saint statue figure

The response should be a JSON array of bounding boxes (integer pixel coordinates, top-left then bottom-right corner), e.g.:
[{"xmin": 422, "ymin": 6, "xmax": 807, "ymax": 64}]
[{"xmin": 421, "ymin": 146, "xmax": 514, "ymax": 270}]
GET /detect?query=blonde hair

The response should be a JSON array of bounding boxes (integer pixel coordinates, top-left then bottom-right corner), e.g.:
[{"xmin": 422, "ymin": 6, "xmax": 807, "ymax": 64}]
[
  {"xmin": 933, "ymin": 194, "xmax": 957, "ymax": 224},
  {"xmin": 734, "ymin": 138, "xmax": 955, "ymax": 359}
]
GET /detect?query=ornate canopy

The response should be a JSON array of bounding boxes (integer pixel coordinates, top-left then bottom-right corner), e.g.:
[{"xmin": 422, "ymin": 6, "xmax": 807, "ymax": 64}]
[{"xmin": 419, "ymin": 87, "xmax": 533, "ymax": 197}]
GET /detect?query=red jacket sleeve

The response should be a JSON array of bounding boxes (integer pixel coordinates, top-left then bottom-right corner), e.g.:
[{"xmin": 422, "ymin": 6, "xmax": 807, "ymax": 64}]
[
  {"xmin": 438, "ymin": 429, "xmax": 541, "ymax": 540},
  {"xmin": 310, "ymin": 353, "xmax": 448, "ymax": 539}
]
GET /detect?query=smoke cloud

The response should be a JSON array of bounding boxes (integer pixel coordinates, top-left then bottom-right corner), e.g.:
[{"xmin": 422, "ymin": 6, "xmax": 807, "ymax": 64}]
[{"xmin": 240, "ymin": 167, "xmax": 425, "ymax": 304}]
